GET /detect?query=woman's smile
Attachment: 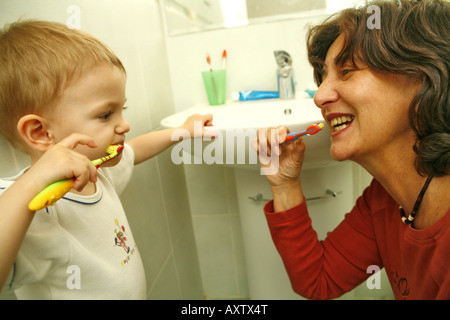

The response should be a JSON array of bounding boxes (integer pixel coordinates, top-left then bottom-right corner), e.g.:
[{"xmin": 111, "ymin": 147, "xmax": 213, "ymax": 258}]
[{"xmin": 327, "ymin": 114, "xmax": 355, "ymax": 135}]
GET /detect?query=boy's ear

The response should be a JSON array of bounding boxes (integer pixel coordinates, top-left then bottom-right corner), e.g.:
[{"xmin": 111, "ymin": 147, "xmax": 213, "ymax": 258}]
[{"xmin": 17, "ymin": 114, "xmax": 55, "ymax": 152}]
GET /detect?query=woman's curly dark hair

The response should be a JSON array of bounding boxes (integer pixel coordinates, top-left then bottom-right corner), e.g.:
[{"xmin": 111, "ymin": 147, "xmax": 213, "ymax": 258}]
[{"xmin": 307, "ymin": 0, "xmax": 449, "ymax": 177}]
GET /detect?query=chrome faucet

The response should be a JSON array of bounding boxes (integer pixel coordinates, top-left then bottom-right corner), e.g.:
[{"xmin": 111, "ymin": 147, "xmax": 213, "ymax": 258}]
[{"xmin": 274, "ymin": 50, "xmax": 296, "ymax": 99}]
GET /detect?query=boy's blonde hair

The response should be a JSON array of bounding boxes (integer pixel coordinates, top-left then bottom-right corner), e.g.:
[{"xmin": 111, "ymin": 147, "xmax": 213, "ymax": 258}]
[{"xmin": 0, "ymin": 20, "xmax": 126, "ymax": 151}]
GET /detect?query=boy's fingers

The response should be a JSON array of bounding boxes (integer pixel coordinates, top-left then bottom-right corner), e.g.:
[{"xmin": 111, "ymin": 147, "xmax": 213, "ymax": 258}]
[
  {"xmin": 203, "ymin": 127, "xmax": 220, "ymax": 138},
  {"xmin": 56, "ymin": 134, "xmax": 99, "ymax": 190},
  {"xmin": 187, "ymin": 113, "xmax": 213, "ymax": 126},
  {"xmin": 58, "ymin": 133, "xmax": 98, "ymax": 150},
  {"xmin": 201, "ymin": 113, "xmax": 213, "ymax": 126},
  {"xmin": 72, "ymin": 156, "xmax": 98, "ymax": 191}
]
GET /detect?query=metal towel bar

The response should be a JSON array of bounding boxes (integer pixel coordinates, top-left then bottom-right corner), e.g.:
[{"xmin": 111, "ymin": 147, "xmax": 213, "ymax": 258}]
[{"xmin": 248, "ymin": 189, "xmax": 342, "ymax": 202}]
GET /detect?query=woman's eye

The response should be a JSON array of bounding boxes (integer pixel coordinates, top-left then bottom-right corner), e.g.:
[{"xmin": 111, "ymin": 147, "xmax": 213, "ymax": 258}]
[{"xmin": 342, "ymin": 69, "xmax": 354, "ymax": 76}]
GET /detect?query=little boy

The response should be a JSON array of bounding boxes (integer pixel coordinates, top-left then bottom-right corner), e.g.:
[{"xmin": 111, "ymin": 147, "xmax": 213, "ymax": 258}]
[{"xmin": 0, "ymin": 20, "xmax": 212, "ymax": 299}]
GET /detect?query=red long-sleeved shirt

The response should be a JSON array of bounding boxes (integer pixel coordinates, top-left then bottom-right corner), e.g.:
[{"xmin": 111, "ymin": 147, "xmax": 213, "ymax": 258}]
[{"xmin": 264, "ymin": 179, "xmax": 450, "ymax": 299}]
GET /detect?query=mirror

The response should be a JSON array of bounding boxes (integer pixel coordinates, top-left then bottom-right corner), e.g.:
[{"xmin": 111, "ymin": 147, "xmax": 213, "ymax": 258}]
[{"xmin": 162, "ymin": 0, "xmax": 365, "ymax": 36}]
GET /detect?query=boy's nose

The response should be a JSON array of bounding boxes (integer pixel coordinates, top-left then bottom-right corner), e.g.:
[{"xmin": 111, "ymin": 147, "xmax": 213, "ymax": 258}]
[{"xmin": 116, "ymin": 117, "xmax": 130, "ymax": 134}]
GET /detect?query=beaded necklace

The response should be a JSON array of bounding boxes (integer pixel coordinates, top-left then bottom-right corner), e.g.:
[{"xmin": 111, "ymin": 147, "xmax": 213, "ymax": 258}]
[{"xmin": 399, "ymin": 175, "xmax": 433, "ymax": 224}]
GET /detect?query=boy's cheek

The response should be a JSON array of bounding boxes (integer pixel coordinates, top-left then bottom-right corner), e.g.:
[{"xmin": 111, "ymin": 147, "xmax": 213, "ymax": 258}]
[{"xmin": 73, "ymin": 144, "xmax": 105, "ymax": 161}]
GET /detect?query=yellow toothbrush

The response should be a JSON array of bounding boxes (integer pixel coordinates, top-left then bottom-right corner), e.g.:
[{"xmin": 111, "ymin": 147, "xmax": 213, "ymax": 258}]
[{"xmin": 28, "ymin": 145, "xmax": 124, "ymax": 211}]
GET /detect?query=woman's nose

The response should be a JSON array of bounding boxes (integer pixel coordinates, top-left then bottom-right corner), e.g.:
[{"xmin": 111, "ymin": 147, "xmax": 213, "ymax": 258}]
[{"xmin": 313, "ymin": 77, "xmax": 340, "ymax": 109}]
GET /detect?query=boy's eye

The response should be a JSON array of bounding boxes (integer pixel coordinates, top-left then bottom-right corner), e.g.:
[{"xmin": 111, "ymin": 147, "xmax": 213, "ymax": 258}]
[
  {"xmin": 97, "ymin": 105, "xmax": 127, "ymax": 120},
  {"xmin": 99, "ymin": 111, "xmax": 112, "ymax": 120}
]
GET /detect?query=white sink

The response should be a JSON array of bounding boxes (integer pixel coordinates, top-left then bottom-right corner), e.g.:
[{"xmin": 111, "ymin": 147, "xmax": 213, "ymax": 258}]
[{"xmin": 160, "ymin": 98, "xmax": 334, "ymax": 170}]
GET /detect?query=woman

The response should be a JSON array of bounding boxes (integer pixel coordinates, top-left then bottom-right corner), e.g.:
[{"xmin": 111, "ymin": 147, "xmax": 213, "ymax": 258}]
[{"xmin": 257, "ymin": 0, "xmax": 449, "ymax": 299}]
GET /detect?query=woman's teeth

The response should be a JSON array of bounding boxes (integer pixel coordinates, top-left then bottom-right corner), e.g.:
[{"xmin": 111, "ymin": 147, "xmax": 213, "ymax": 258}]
[{"xmin": 331, "ymin": 115, "xmax": 355, "ymax": 132}]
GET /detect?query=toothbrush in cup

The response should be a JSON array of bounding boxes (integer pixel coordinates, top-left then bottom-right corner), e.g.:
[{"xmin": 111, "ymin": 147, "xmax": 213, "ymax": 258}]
[
  {"xmin": 222, "ymin": 50, "xmax": 227, "ymax": 70},
  {"xmin": 206, "ymin": 53, "xmax": 219, "ymax": 102},
  {"xmin": 28, "ymin": 144, "xmax": 124, "ymax": 211},
  {"xmin": 206, "ymin": 53, "xmax": 213, "ymax": 72},
  {"xmin": 282, "ymin": 122, "xmax": 325, "ymax": 145}
]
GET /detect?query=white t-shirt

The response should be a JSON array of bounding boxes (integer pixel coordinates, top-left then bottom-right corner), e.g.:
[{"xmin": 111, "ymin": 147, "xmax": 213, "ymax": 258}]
[{"xmin": 0, "ymin": 144, "xmax": 146, "ymax": 299}]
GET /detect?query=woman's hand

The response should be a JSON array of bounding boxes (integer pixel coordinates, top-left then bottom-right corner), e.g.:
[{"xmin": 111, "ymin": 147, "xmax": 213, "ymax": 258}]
[
  {"xmin": 253, "ymin": 125, "xmax": 306, "ymax": 210},
  {"xmin": 254, "ymin": 125, "xmax": 305, "ymax": 183}
]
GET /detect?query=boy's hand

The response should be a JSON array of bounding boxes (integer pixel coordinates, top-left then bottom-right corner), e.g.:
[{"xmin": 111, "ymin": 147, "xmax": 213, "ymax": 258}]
[
  {"xmin": 0, "ymin": 135, "xmax": 98, "ymax": 289},
  {"xmin": 27, "ymin": 133, "xmax": 98, "ymax": 193},
  {"xmin": 180, "ymin": 113, "xmax": 215, "ymax": 139},
  {"xmin": 128, "ymin": 113, "xmax": 215, "ymax": 165}
]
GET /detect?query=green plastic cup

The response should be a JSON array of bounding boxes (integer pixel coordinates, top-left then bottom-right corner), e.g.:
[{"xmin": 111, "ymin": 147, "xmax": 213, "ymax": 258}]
[{"xmin": 201, "ymin": 69, "xmax": 226, "ymax": 105}]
